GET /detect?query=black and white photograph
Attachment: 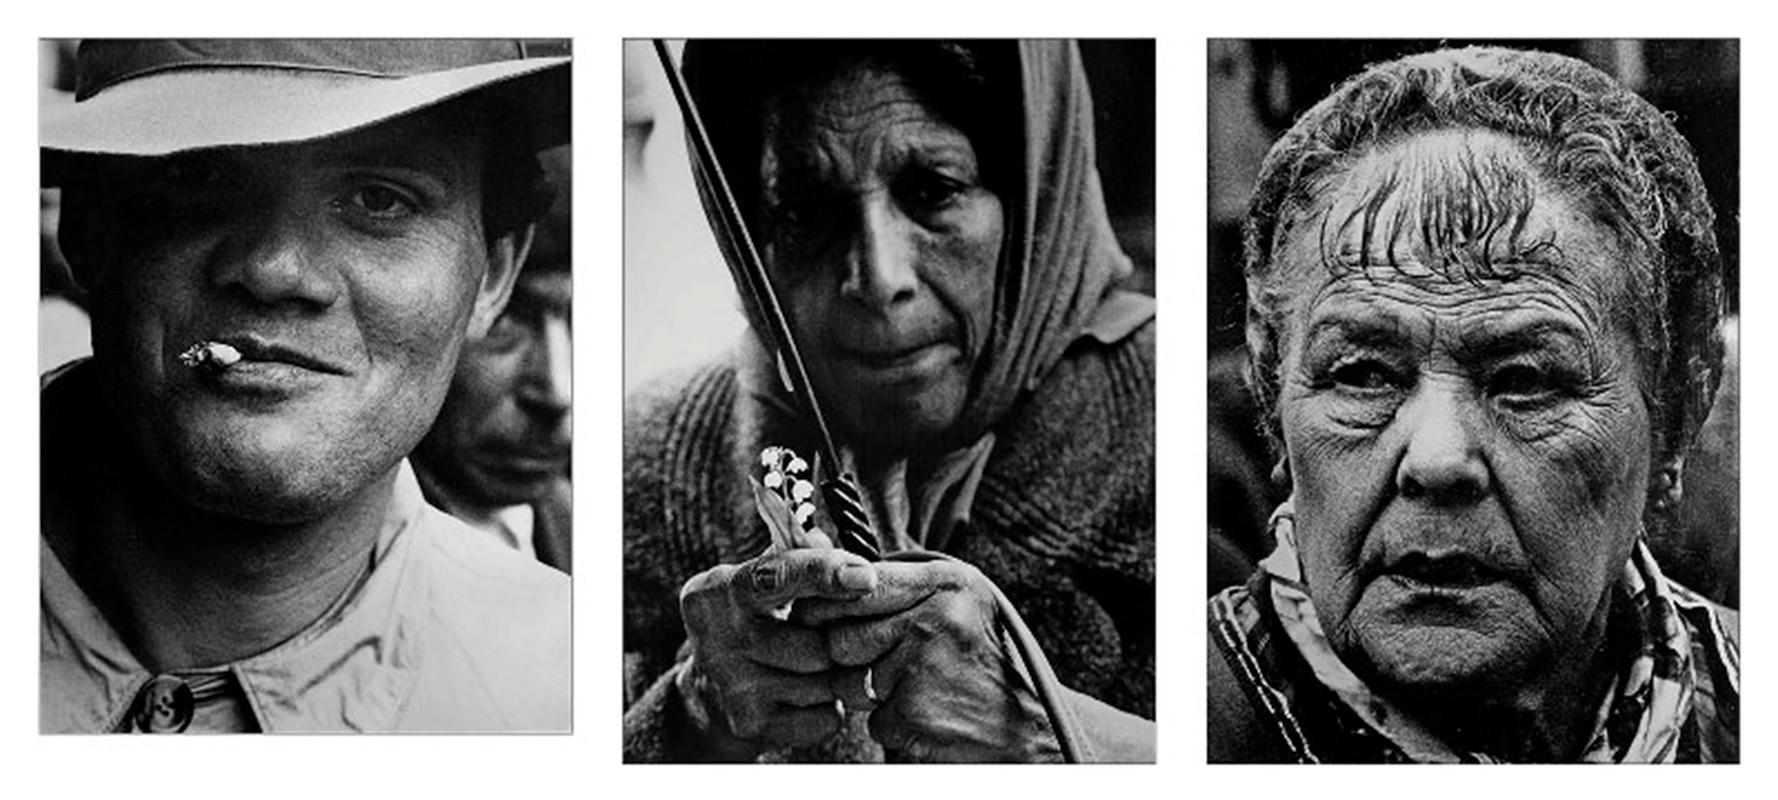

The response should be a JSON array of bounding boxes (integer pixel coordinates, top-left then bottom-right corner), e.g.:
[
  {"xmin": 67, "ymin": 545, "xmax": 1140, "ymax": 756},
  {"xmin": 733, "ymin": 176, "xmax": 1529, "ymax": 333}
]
[
  {"xmin": 622, "ymin": 39, "xmax": 1156, "ymax": 762},
  {"xmin": 1206, "ymin": 39, "xmax": 1739, "ymax": 762},
  {"xmin": 38, "ymin": 38, "xmax": 573, "ymax": 733}
]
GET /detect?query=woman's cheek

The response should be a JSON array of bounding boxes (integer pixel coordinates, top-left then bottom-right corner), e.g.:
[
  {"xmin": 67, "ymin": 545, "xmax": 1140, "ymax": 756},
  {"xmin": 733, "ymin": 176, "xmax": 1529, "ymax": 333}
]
[
  {"xmin": 1497, "ymin": 391, "xmax": 1648, "ymax": 521},
  {"xmin": 1282, "ymin": 396, "xmax": 1396, "ymax": 594}
]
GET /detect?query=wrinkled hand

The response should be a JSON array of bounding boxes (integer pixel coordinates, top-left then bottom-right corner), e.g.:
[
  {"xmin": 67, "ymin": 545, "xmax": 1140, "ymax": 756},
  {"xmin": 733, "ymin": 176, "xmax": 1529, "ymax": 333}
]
[
  {"xmin": 794, "ymin": 559, "xmax": 1061, "ymax": 762},
  {"xmin": 676, "ymin": 548, "xmax": 876, "ymax": 754}
]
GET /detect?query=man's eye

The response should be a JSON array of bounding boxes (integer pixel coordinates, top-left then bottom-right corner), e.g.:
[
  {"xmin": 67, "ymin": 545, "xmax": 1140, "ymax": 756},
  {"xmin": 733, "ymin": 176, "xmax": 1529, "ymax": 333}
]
[
  {"xmin": 121, "ymin": 160, "xmax": 234, "ymax": 221},
  {"xmin": 1330, "ymin": 360, "xmax": 1401, "ymax": 391},
  {"xmin": 162, "ymin": 159, "xmax": 230, "ymax": 190},
  {"xmin": 341, "ymin": 184, "xmax": 417, "ymax": 219},
  {"xmin": 481, "ymin": 314, "xmax": 528, "ymax": 349}
]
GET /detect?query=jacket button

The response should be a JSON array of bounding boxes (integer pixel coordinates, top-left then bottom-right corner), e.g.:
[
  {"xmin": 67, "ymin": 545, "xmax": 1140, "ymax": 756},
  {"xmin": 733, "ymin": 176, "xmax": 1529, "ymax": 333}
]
[{"xmin": 131, "ymin": 675, "xmax": 195, "ymax": 733}]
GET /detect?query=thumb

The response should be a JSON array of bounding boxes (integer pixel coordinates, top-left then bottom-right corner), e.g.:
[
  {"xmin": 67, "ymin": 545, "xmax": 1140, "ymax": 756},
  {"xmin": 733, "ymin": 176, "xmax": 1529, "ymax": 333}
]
[{"xmin": 731, "ymin": 548, "xmax": 878, "ymax": 613}]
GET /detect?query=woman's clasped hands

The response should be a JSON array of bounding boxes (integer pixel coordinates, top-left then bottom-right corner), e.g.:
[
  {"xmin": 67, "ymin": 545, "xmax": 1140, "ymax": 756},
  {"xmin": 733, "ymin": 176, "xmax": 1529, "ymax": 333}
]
[{"xmin": 677, "ymin": 548, "xmax": 1058, "ymax": 761}]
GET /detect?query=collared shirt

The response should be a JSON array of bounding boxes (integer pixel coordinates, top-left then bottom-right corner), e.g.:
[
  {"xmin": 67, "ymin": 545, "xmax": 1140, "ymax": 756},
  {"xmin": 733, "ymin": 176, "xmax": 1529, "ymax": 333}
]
[{"xmin": 41, "ymin": 362, "xmax": 571, "ymax": 733}]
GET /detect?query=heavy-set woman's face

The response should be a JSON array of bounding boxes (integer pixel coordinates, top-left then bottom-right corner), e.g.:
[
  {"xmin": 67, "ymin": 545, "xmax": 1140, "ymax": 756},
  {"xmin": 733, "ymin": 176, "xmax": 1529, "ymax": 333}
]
[
  {"xmin": 1271, "ymin": 130, "xmax": 1652, "ymax": 700},
  {"xmin": 756, "ymin": 65, "xmax": 1003, "ymax": 455}
]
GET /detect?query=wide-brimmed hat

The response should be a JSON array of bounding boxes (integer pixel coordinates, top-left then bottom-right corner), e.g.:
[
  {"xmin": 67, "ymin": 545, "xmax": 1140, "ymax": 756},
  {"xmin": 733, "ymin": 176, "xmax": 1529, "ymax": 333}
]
[{"xmin": 41, "ymin": 39, "xmax": 569, "ymax": 171}]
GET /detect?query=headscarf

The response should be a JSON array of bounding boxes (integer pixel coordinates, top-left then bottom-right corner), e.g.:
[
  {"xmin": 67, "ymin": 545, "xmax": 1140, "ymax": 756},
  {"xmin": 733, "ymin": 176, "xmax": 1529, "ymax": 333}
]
[{"xmin": 679, "ymin": 39, "xmax": 1144, "ymax": 451}]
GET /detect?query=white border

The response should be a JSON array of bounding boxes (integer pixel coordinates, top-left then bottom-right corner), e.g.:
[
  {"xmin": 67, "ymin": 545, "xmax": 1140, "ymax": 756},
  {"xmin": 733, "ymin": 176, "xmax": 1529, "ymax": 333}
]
[{"xmin": 3, "ymin": 1, "xmax": 1765, "ymax": 797}]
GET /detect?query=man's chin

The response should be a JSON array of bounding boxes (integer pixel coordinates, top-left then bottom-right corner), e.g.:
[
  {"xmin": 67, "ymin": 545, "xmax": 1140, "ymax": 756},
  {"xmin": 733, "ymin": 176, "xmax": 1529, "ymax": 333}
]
[
  {"xmin": 155, "ymin": 470, "xmax": 344, "ymax": 524},
  {"xmin": 459, "ymin": 462, "xmax": 555, "ymax": 507},
  {"xmin": 153, "ymin": 442, "xmax": 382, "ymax": 525}
]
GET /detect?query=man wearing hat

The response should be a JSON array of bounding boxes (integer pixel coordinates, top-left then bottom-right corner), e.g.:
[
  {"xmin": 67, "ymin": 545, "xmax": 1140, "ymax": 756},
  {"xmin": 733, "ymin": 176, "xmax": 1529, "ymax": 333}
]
[{"xmin": 39, "ymin": 39, "xmax": 572, "ymax": 733}]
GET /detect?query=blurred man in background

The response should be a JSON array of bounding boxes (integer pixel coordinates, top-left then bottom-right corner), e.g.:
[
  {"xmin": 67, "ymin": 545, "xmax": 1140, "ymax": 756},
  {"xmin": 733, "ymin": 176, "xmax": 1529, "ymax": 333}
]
[{"xmin": 415, "ymin": 146, "xmax": 573, "ymax": 573}]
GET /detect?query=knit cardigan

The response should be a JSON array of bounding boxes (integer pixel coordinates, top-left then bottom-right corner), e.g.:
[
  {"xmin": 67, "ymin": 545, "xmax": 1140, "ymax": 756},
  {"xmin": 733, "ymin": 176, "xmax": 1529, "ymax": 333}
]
[{"xmin": 622, "ymin": 322, "xmax": 1155, "ymax": 762}]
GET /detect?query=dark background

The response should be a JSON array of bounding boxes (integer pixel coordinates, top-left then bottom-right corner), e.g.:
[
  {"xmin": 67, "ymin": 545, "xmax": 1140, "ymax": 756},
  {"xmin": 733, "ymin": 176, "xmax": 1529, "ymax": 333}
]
[{"xmin": 1083, "ymin": 39, "xmax": 1157, "ymax": 296}]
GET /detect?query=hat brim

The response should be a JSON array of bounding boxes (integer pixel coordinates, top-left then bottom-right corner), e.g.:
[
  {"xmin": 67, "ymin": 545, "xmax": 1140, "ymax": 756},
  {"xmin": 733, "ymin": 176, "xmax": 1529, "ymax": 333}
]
[{"xmin": 41, "ymin": 56, "xmax": 569, "ymax": 159}]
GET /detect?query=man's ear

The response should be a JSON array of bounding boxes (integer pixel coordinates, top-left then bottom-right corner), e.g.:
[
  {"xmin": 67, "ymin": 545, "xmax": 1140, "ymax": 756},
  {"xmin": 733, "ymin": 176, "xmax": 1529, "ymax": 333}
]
[{"xmin": 468, "ymin": 224, "xmax": 535, "ymax": 339}]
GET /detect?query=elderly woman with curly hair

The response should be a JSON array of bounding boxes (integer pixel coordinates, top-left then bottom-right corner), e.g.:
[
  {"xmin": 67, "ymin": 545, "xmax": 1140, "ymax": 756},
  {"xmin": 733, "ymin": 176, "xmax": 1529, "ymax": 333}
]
[{"xmin": 1208, "ymin": 47, "xmax": 1738, "ymax": 763}]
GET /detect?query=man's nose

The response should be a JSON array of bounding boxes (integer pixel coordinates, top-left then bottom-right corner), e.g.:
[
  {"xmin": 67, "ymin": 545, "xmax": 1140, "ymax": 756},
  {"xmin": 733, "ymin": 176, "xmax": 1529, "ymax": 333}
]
[
  {"xmin": 517, "ymin": 314, "xmax": 572, "ymax": 420},
  {"xmin": 1394, "ymin": 377, "xmax": 1491, "ymax": 505},
  {"xmin": 838, "ymin": 198, "xmax": 918, "ymax": 309},
  {"xmin": 208, "ymin": 208, "xmax": 342, "ymax": 308}
]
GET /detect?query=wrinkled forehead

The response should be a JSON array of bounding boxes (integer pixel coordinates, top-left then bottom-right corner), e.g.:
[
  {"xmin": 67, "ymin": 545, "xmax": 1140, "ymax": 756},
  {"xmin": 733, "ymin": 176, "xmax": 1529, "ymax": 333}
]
[
  {"xmin": 761, "ymin": 66, "xmax": 969, "ymax": 165},
  {"xmin": 767, "ymin": 63, "xmax": 922, "ymax": 128},
  {"xmin": 1271, "ymin": 128, "xmax": 1641, "ymax": 311}
]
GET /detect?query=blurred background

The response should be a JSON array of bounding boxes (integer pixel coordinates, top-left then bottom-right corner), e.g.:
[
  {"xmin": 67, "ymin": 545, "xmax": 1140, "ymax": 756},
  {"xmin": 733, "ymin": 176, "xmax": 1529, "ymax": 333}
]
[
  {"xmin": 623, "ymin": 39, "xmax": 1155, "ymax": 393},
  {"xmin": 1206, "ymin": 40, "xmax": 1740, "ymax": 604},
  {"xmin": 39, "ymin": 39, "xmax": 86, "ymax": 374}
]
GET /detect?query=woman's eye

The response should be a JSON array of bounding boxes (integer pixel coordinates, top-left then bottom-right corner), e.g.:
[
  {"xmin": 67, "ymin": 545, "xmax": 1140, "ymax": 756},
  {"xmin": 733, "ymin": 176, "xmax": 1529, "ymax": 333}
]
[
  {"xmin": 1330, "ymin": 360, "xmax": 1400, "ymax": 391},
  {"xmin": 1489, "ymin": 364, "xmax": 1560, "ymax": 404},
  {"xmin": 769, "ymin": 200, "xmax": 811, "ymax": 230},
  {"xmin": 764, "ymin": 195, "xmax": 838, "ymax": 258},
  {"xmin": 901, "ymin": 174, "xmax": 965, "ymax": 210},
  {"xmin": 342, "ymin": 184, "xmax": 417, "ymax": 219}
]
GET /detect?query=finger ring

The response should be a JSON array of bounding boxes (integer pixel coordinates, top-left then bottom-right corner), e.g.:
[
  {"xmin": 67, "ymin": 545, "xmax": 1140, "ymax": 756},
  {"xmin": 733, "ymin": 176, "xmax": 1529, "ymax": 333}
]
[
  {"xmin": 749, "ymin": 559, "xmax": 782, "ymax": 593},
  {"xmin": 862, "ymin": 667, "xmax": 880, "ymax": 704}
]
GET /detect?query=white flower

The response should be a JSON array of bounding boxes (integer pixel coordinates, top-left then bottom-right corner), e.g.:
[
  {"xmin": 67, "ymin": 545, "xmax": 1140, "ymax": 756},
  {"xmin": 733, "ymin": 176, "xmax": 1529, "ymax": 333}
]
[
  {"xmin": 794, "ymin": 503, "xmax": 815, "ymax": 525},
  {"xmin": 759, "ymin": 447, "xmax": 781, "ymax": 468},
  {"xmin": 764, "ymin": 472, "xmax": 784, "ymax": 489},
  {"xmin": 791, "ymin": 480, "xmax": 814, "ymax": 502},
  {"xmin": 787, "ymin": 456, "xmax": 808, "ymax": 474}
]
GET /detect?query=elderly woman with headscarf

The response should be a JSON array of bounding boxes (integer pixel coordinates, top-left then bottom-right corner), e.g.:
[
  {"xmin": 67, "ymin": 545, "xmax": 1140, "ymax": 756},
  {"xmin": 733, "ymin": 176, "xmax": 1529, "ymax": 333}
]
[
  {"xmin": 624, "ymin": 40, "xmax": 1154, "ymax": 762},
  {"xmin": 1208, "ymin": 47, "xmax": 1738, "ymax": 763}
]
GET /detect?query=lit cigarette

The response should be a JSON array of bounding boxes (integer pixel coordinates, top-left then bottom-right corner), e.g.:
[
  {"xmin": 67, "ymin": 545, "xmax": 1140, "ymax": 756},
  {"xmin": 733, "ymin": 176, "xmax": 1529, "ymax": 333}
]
[{"xmin": 179, "ymin": 341, "xmax": 243, "ymax": 370}]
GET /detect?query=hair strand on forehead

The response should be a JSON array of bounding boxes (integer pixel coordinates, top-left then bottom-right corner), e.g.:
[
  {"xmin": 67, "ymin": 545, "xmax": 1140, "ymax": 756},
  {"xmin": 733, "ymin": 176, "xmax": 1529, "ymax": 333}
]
[{"xmin": 1313, "ymin": 135, "xmax": 1560, "ymax": 285}]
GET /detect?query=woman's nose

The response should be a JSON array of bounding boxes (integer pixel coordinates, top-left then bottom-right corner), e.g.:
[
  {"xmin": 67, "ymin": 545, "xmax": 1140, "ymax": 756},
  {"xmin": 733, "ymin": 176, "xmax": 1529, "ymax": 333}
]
[
  {"xmin": 517, "ymin": 314, "xmax": 573, "ymax": 418},
  {"xmin": 1394, "ymin": 378, "xmax": 1491, "ymax": 505},
  {"xmin": 839, "ymin": 198, "xmax": 918, "ymax": 309},
  {"xmin": 208, "ymin": 209, "xmax": 342, "ymax": 308}
]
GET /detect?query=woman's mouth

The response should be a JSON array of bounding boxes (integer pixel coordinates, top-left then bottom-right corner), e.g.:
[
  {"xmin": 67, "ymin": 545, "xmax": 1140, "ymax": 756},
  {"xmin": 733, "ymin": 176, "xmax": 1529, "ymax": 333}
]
[
  {"xmin": 835, "ymin": 340, "xmax": 958, "ymax": 384},
  {"xmin": 1386, "ymin": 553, "xmax": 1507, "ymax": 589}
]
